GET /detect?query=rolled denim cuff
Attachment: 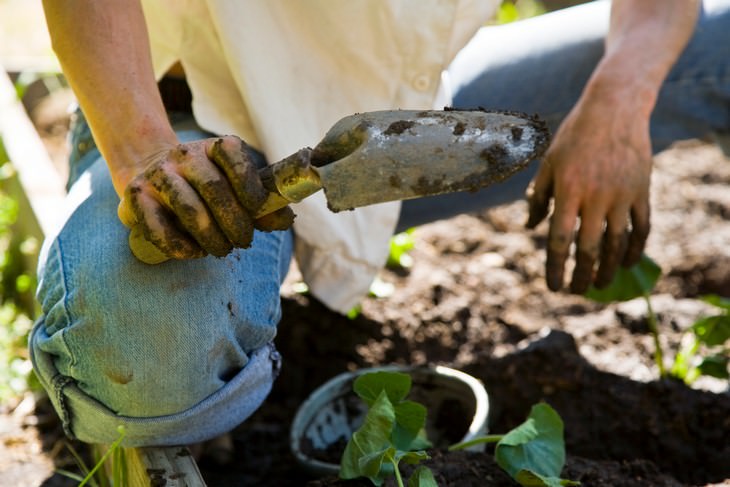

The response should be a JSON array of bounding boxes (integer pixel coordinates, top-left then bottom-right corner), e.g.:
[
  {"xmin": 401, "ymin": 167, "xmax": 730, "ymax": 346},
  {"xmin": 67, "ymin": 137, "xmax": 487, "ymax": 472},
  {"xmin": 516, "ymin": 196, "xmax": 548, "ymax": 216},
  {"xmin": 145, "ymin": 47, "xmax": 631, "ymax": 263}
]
[{"xmin": 31, "ymin": 319, "xmax": 281, "ymax": 447}]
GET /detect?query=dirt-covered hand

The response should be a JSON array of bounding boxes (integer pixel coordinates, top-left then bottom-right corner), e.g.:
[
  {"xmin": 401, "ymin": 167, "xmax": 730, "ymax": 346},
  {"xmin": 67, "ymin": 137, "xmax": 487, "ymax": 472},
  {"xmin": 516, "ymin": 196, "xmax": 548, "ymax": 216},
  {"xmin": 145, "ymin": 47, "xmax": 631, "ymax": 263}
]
[
  {"xmin": 117, "ymin": 136, "xmax": 295, "ymax": 263},
  {"xmin": 525, "ymin": 98, "xmax": 652, "ymax": 294}
]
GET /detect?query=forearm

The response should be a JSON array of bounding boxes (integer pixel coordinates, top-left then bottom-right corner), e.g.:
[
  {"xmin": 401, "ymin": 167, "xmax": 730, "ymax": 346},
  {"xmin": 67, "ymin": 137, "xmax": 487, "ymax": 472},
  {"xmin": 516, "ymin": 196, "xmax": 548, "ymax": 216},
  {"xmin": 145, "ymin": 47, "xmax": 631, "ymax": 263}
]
[
  {"xmin": 584, "ymin": 0, "xmax": 700, "ymax": 117},
  {"xmin": 43, "ymin": 0, "xmax": 177, "ymax": 196}
]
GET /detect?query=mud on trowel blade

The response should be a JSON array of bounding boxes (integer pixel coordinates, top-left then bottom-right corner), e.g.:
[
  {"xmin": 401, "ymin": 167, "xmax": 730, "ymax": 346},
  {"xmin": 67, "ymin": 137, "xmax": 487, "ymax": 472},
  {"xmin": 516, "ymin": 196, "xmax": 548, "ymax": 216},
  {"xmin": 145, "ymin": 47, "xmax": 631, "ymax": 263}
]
[
  {"xmin": 129, "ymin": 109, "xmax": 550, "ymax": 264},
  {"xmin": 256, "ymin": 109, "xmax": 550, "ymax": 216}
]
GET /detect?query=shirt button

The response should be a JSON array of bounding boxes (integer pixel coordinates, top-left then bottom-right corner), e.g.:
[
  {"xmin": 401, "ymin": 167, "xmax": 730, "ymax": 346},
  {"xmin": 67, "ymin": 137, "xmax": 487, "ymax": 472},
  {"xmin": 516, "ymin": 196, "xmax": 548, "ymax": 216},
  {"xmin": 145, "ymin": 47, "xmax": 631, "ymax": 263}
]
[{"xmin": 412, "ymin": 74, "xmax": 432, "ymax": 92}]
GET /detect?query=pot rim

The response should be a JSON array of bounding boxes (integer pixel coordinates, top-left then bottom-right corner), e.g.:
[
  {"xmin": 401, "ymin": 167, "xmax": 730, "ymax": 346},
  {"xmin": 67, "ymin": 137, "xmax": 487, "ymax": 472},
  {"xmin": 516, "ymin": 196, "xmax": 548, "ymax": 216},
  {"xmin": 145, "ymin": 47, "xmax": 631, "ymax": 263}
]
[{"xmin": 289, "ymin": 364, "xmax": 489, "ymax": 477}]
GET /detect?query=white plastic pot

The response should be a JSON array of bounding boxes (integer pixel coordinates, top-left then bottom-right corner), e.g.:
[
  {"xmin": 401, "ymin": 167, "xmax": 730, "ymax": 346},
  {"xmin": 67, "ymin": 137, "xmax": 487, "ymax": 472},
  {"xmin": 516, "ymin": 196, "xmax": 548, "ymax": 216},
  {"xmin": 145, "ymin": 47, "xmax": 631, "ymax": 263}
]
[{"xmin": 290, "ymin": 364, "xmax": 489, "ymax": 477}]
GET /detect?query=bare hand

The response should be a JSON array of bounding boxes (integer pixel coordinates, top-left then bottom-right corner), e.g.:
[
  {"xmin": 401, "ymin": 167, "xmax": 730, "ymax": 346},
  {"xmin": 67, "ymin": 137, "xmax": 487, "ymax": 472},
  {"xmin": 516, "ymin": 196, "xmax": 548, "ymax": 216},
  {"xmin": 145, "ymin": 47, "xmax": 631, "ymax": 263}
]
[
  {"xmin": 117, "ymin": 135, "xmax": 295, "ymax": 262},
  {"xmin": 525, "ymin": 97, "xmax": 652, "ymax": 293}
]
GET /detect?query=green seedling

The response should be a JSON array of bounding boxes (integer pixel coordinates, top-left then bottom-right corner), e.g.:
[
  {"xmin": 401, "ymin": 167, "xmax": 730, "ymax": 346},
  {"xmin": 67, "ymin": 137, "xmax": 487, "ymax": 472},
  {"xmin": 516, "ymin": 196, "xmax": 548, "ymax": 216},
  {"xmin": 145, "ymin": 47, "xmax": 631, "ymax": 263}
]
[
  {"xmin": 339, "ymin": 371, "xmax": 436, "ymax": 487},
  {"xmin": 57, "ymin": 425, "xmax": 127, "ymax": 487},
  {"xmin": 584, "ymin": 254, "xmax": 729, "ymax": 383},
  {"xmin": 340, "ymin": 372, "xmax": 578, "ymax": 487},
  {"xmin": 450, "ymin": 403, "xmax": 579, "ymax": 487},
  {"xmin": 670, "ymin": 294, "xmax": 730, "ymax": 384},
  {"xmin": 387, "ymin": 228, "xmax": 416, "ymax": 269},
  {"xmin": 584, "ymin": 254, "xmax": 665, "ymax": 375}
]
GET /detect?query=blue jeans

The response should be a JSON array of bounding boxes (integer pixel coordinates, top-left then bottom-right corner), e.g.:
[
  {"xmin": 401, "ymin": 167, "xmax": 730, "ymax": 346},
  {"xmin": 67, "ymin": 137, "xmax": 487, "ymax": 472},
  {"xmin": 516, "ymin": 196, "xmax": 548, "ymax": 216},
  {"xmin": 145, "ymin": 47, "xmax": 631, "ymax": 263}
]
[
  {"xmin": 398, "ymin": 0, "xmax": 730, "ymax": 230},
  {"xmin": 31, "ymin": 119, "xmax": 292, "ymax": 445},
  {"xmin": 30, "ymin": 0, "xmax": 730, "ymax": 446}
]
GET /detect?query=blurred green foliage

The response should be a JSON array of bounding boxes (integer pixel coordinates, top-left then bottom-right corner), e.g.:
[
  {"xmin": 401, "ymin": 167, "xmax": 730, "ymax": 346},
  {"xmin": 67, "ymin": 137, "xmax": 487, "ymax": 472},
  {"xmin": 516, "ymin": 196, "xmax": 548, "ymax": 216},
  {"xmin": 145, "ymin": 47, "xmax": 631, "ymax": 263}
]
[
  {"xmin": 496, "ymin": 0, "xmax": 546, "ymax": 24},
  {"xmin": 0, "ymin": 138, "xmax": 40, "ymax": 403},
  {"xmin": 585, "ymin": 255, "xmax": 729, "ymax": 384},
  {"xmin": 387, "ymin": 229, "xmax": 416, "ymax": 270}
]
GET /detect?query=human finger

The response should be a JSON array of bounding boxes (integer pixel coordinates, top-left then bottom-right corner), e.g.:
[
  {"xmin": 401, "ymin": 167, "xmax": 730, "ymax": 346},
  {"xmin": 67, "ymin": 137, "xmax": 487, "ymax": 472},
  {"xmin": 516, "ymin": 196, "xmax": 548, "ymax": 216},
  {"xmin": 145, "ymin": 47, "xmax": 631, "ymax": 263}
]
[
  {"xmin": 128, "ymin": 225, "xmax": 169, "ymax": 264},
  {"xmin": 546, "ymin": 197, "xmax": 579, "ymax": 292},
  {"xmin": 144, "ymin": 163, "xmax": 233, "ymax": 257},
  {"xmin": 570, "ymin": 204, "xmax": 605, "ymax": 294},
  {"xmin": 624, "ymin": 196, "xmax": 651, "ymax": 267},
  {"xmin": 123, "ymin": 182, "xmax": 205, "ymax": 260},
  {"xmin": 594, "ymin": 206, "xmax": 630, "ymax": 288},
  {"xmin": 207, "ymin": 137, "xmax": 268, "ymax": 213},
  {"xmin": 175, "ymin": 149, "xmax": 256, "ymax": 249},
  {"xmin": 525, "ymin": 163, "xmax": 554, "ymax": 229},
  {"xmin": 117, "ymin": 194, "xmax": 137, "ymax": 227}
]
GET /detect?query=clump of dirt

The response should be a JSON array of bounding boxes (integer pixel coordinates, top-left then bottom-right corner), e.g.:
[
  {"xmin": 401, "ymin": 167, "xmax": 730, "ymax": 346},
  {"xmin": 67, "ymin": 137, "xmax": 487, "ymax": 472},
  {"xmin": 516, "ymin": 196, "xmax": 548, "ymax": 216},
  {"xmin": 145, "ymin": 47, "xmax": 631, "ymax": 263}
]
[{"xmin": 383, "ymin": 120, "xmax": 415, "ymax": 136}]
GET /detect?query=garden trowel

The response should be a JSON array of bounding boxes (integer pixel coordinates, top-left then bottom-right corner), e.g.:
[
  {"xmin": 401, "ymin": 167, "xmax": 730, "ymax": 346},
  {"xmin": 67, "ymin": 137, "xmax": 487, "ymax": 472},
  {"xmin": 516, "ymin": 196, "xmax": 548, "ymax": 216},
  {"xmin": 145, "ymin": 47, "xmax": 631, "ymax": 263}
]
[{"xmin": 131, "ymin": 109, "xmax": 550, "ymax": 263}]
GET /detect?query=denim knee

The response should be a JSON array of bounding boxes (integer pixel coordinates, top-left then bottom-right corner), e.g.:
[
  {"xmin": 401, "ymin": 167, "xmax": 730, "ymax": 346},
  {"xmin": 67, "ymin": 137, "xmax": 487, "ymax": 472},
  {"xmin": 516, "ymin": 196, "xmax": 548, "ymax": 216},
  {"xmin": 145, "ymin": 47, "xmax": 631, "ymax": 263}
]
[{"xmin": 30, "ymin": 156, "xmax": 293, "ymax": 444}]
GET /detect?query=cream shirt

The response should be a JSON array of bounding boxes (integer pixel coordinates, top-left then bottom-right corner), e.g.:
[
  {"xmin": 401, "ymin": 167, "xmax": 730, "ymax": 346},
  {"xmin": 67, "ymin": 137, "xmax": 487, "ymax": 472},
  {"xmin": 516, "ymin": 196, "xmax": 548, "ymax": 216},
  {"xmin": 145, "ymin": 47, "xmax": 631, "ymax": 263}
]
[{"xmin": 140, "ymin": 0, "xmax": 498, "ymax": 313}]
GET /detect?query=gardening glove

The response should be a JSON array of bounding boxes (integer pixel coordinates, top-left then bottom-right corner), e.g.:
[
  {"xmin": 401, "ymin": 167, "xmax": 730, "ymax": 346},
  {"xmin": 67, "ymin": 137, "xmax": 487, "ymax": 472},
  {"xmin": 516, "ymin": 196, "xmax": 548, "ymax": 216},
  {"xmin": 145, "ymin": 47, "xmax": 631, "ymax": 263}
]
[
  {"xmin": 117, "ymin": 135, "xmax": 295, "ymax": 264},
  {"xmin": 525, "ymin": 95, "xmax": 652, "ymax": 294}
]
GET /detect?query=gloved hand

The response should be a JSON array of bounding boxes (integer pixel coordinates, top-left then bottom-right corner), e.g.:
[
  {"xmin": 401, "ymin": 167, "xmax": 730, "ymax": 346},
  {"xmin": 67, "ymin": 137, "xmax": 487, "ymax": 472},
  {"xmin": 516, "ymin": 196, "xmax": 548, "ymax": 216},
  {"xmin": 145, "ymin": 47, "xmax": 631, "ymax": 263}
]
[{"xmin": 118, "ymin": 135, "xmax": 295, "ymax": 264}]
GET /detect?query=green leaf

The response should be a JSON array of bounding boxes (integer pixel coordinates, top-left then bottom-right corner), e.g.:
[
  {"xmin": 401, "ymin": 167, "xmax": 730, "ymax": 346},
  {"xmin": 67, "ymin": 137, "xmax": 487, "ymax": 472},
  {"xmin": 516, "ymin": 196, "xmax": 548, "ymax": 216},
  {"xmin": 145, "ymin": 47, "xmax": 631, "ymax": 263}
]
[
  {"xmin": 408, "ymin": 466, "xmax": 438, "ymax": 487},
  {"xmin": 395, "ymin": 450, "xmax": 430, "ymax": 466},
  {"xmin": 697, "ymin": 354, "xmax": 729, "ymax": 380},
  {"xmin": 393, "ymin": 400, "xmax": 429, "ymax": 450},
  {"xmin": 405, "ymin": 428, "xmax": 433, "ymax": 452},
  {"xmin": 16, "ymin": 274, "xmax": 32, "ymax": 293},
  {"xmin": 584, "ymin": 254, "xmax": 661, "ymax": 303},
  {"xmin": 691, "ymin": 315, "xmax": 730, "ymax": 347},
  {"xmin": 495, "ymin": 403, "xmax": 566, "ymax": 479},
  {"xmin": 670, "ymin": 338, "xmax": 696, "ymax": 381},
  {"xmin": 347, "ymin": 304, "xmax": 362, "ymax": 320},
  {"xmin": 515, "ymin": 470, "xmax": 581, "ymax": 487},
  {"xmin": 340, "ymin": 391, "xmax": 396, "ymax": 481},
  {"xmin": 354, "ymin": 371, "xmax": 412, "ymax": 406},
  {"xmin": 388, "ymin": 229, "xmax": 416, "ymax": 268},
  {"xmin": 700, "ymin": 294, "xmax": 730, "ymax": 312},
  {"xmin": 0, "ymin": 138, "xmax": 9, "ymax": 164},
  {"xmin": 341, "ymin": 371, "xmax": 433, "ymax": 485},
  {"xmin": 358, "ymin": 447, "xmax": 393, "ymax": 483},
  {"xmin": 497, "ymin": 2, "xmax": 520, "ymax": 23}
]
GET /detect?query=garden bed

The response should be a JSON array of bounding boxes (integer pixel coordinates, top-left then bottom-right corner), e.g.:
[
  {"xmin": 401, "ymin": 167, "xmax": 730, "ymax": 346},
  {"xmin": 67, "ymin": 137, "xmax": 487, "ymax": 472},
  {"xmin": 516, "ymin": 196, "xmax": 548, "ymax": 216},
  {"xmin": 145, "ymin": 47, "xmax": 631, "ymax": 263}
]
[
  {"xmin": 201, "ymin": 140, "xmax": 730, "ymax": 486},
  {"xmin": 4, "ymin": 77, "xmax": 729, "ymax": 486}
]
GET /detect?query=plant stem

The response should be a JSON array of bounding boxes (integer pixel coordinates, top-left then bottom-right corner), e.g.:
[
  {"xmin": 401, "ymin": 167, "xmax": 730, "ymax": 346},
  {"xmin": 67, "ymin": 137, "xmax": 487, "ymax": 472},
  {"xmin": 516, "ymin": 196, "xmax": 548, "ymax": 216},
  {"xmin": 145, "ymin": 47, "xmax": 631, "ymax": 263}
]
[
  {"xmin": 671, "ymin": 335, "xmax": 700, "ymax": 382},
  {"xmin": 448, "ymin": 434, "xmax": 504, "ymax": 451},
  {"xmin": 394, "ymin": 468, "xmax": 404, "ymax": 487},
  {"xmin": 79, "ymin": 427, "xmax": 126, "ymax": 487},
  {"xmin": 391, "ymin": 457, "xmax": 405, "ymax": 487},
  {"xmin": 643, "ymin": 292, "xmax": 666, "ymax": 377}
]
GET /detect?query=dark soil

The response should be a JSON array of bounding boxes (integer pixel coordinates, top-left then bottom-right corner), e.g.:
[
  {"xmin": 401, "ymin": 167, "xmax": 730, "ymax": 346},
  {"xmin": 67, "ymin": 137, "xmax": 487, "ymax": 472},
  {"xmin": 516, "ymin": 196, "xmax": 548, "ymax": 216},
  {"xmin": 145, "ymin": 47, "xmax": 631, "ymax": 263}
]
[
  {"xmin": 6, "ymin": 82, "xmax": 730, "ymax": 486},
  {"xmin": 197, "ymin": 140, "xmax": 730, "ymax": 486}
]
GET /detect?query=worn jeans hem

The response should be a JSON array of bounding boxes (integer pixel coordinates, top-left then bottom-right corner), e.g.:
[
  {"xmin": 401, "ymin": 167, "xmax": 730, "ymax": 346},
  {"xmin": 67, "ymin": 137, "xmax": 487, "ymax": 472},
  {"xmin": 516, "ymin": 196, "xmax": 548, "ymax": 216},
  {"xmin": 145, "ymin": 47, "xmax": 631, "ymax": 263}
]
[{"xmin": 31, "ymin": 319, "xmax": 280, "ymax": 447}]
